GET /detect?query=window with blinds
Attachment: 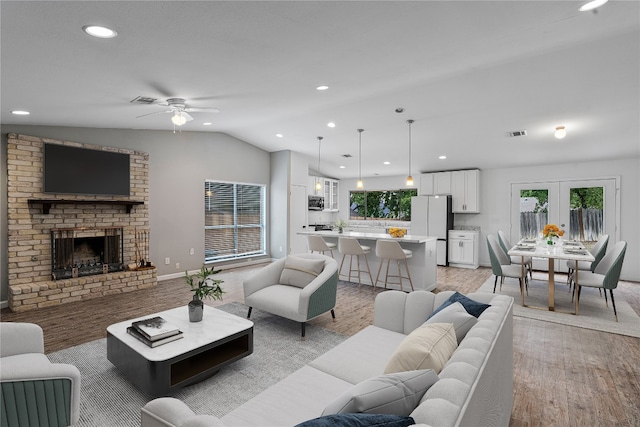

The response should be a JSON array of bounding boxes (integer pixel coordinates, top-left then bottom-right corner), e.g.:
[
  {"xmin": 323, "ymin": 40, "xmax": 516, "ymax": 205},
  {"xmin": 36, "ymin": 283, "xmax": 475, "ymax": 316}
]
[{"xmin": 204, "ymin": 181, "xmax": 266, "ymax": 262}]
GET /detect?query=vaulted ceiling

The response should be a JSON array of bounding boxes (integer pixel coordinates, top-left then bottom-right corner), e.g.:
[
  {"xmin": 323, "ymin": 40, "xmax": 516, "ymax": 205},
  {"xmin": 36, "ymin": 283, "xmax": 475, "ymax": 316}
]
[{"xmin": 2, "ymin": 1, "xmax": 638, "ymax": 179}]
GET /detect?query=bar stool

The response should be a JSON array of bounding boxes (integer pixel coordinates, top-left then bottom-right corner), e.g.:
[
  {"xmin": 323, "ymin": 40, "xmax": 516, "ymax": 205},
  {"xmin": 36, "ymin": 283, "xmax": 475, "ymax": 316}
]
[
  {"xmin": 375, "ymin": 240, "xmax": 414, "ymax": 292},
  {"xmin": 307, "ymin": 235, "xmax": 336, "ymax": 258},
  {"xmin": 338, "ymin": 237, "xmax": 373, "ymax": 288}
]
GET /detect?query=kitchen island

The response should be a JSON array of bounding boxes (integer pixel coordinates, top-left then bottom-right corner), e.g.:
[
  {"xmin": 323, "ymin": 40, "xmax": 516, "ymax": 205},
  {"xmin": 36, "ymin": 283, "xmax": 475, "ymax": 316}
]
[{"xmin": 298, "ymin": 230, "xmax": 437, "ymax": 291}]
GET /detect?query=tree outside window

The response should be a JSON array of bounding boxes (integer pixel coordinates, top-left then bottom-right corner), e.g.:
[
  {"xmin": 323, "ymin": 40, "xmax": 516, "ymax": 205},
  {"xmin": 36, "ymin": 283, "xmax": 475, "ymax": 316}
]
[{"xmin": 349, "ymin": 189, "xmax": 417, "ymax": 221}]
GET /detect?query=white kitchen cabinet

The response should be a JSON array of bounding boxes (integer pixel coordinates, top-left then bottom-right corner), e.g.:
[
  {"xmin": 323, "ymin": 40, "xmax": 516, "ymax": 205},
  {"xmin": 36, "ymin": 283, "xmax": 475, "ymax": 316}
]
[
  {"xmin": 322, "ymin": 178, "xmax": 339, "ymax": 211},
  {"xmin": 419, "ymin": 172, "xmax": 451, "ymax": 195},
  {"xmin": 448, "ymin": 230, "xmax": 479, "ymax": 269},
  {"xmin": 451, "ymin": 169, "xmax": 479, "ymax": 213}
]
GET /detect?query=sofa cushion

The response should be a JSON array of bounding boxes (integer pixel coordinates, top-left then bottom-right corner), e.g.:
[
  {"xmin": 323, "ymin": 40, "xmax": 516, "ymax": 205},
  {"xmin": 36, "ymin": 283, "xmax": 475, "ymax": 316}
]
[
  {"xmin": 321, "ymin": 369, "xmax": 438, "ymax": 417},
  {"xmin": 424, "ymin": 302, "xmax": 477, "ymax": 344},
  {"xmin": 295, "ymin": 413, "xmax": 416, "ymax": 427},
  {"xmin": 384, "ymin": 323, "xmax": 457, "ymax": 375},
  {"xmin": 429, "ymin": 292, "xmax": 491, "ymax": 318},
  {"xmin": 280, "ymin": 256, "xmax": 325, "ymax": 288}
]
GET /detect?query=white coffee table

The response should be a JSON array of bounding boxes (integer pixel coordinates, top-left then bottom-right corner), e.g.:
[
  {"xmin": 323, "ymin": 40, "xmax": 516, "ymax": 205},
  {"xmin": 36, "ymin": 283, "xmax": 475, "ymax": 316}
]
[{"xmin": 107, "ymin": 305, "xmax": 253, "ymax": 396}]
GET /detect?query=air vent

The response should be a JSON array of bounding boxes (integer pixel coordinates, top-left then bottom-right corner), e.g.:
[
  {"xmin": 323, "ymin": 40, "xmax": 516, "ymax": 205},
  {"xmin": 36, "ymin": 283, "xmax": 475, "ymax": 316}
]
[
  {"xmin": 341, "ymin": 154, "xmax": 352, "ymax": 158},
  {"xmin": 130, "ymin": 96, "xmax": 158, "ymax": 104},
  {"xmin": 505, "ymin": 130, "xmax": 527, "ymax": 137}
]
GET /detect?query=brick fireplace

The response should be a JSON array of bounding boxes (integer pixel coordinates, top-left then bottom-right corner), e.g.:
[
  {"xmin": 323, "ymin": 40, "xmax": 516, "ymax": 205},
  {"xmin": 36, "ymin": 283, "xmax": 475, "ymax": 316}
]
[{"xmin": 6, "ymin": 133, "xmax": 157, "ymax": 312}]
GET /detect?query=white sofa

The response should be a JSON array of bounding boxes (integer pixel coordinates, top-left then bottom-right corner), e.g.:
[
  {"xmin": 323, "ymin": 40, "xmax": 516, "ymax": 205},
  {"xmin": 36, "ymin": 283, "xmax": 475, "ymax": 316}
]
[{"xmin": 141, "ymin": 290, "xmax": 514, "ymax": 427}]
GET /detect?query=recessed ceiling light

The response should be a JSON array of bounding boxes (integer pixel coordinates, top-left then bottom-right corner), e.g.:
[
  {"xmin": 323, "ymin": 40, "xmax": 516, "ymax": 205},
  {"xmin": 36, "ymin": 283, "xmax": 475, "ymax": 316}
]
[
  {"xmin": 383, "ymin": 161, "xmax": 391, "ymax": 165},
  {"xmin": 275, "ymin": 133, "xmax": 283, "ymax": 138},
  {"xmin": 579, "ymin": 0, "xmax": 608, "ymax": 12},
  {"xmin": 439, "ymin": 155, "xmax": 447, "ymax": 160},
  {"xmin": 339, "ymin": 165, "xmax": 346, "ymax": 169},
  {"xmin": 203, "ymin": 122, "xmax": 213, "ymax": 126},
  {"xmin": 11, "ymin": 110, "xmax": 30, "ymax": 115},
  {"xmin": 316, "ymin": 85, "xmax": 329, "ymax": 91},
  {"xmin": 327, "ymin": 122, "xmax": 336, "ymax": 128},
  {"xmin": 82, "ymin": 25, "xmax": 118, "ymax": 38}
]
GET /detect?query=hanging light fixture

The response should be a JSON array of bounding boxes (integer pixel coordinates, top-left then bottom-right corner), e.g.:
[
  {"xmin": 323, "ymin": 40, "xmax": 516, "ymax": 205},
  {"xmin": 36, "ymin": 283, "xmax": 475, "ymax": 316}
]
[
  {"xmin": 406, "ymin": 119, "xmax": 414, "ymax": 186},
  {"xmin": 315, "ymin": 136, "xmax": 323, "ymax": 192},
  {"xmin": 171, "ymin": 111, "xmax": 187, "ymax": 126},
  {"xmin": 357, "ymin": 129, "xmax": 364, "ymax": 189},
  {"xmin": 554, "ymin": 126, "xmax": 567, "ymax": 139}
]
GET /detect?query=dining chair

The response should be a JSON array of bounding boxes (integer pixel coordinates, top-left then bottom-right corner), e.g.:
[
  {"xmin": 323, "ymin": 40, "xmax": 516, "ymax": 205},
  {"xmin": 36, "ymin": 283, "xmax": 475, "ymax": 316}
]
[
  {"xmin": 487, "ymin": 235, "xmax": 526, "ymax": 295},
  {"xmin": 307, "ymin": 235, "xmax": 336, "ymax": 258},
  {"xmin": 498, "ymin": 230, "xmax": 533, "ymax": 280},
  {"xmin": 575, "ymin": 241, "xmax": 627, "ymax": 322},
  {"xmin": 566, "ymin": 234, "xmax": 609, "ymax": 290},
  {"xmin": 338, "ymin": 237, "xmax": 373, "ymax": 288},
  {"xmin": 374, "ymin": 240, "xmax": 414, "ymax": 292}
]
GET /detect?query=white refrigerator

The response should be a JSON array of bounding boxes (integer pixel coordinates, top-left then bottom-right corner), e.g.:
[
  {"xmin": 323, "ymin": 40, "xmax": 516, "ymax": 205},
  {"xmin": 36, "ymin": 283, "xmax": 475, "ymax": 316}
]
[{"xmin": 411, "ymin": 195, "xmax": 454, "ymax": 266}]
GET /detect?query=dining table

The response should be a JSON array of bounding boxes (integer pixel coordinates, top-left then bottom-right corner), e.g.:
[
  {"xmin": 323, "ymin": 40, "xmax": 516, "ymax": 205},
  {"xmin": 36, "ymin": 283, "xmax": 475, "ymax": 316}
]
[{"xmin": 508, "ymin": 239, "xmax": 594, "ymax": 314}]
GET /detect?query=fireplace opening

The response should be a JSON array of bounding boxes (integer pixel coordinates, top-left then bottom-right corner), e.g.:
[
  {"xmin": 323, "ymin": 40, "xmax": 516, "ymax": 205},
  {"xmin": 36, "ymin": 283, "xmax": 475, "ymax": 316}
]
[{"xmin": 51, "ymin": 227, "xmax": 124, "ymax": 280}]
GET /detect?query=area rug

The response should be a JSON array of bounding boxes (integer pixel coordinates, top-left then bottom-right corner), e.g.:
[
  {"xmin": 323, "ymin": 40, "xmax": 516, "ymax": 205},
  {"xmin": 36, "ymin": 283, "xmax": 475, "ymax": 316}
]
[
  {"xmin": 47, "ymin": 302, "xmax": 347, "ymax": 426},
  {"xmin": 477, "ymin": 274, "xmax": 640, "ymax": 338}
]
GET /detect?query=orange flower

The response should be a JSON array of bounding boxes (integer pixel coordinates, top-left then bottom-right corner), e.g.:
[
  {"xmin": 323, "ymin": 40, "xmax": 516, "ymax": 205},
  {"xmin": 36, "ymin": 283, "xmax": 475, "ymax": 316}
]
[{"xmin": 542, "ymin": 224, "xmax": 563, "ymax": 239}]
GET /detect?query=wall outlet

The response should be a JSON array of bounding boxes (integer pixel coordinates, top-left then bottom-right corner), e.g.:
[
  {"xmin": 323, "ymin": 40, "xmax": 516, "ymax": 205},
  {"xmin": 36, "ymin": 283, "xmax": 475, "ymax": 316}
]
[
  {"xmin": 165, "ymin": 257, "xmax": 170, "ymax": 265},
  {"xmin": 189, "ymin": 248, "xmax": 195, "ymax": 255},
  {"xmin": 175, "ymin": 262, "xmax": 180, "ymax": 270}
]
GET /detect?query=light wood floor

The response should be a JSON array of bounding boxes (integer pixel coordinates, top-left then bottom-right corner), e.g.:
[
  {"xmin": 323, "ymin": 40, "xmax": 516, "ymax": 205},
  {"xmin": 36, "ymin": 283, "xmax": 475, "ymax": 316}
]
[{"xmin": 2, "ymin": 265, "xmax": 639, "ymax": 426}]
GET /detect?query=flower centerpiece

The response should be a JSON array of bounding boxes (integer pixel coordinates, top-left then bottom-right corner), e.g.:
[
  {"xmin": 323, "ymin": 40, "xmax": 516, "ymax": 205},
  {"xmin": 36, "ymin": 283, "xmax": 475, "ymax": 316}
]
[
  {"xmin": 184, "ymin": 266, "xmax": 224, "ymax": 322},
  {"xmin": 334, "ymin": 219, "xmax": 347, "ymax": 233},
  {"xmin": 542, "ymin": 224, "xmax": 564, "ymax": 246},
  {"xmin": 388, "ymin": 227, "xmax": 407, "ymax": 238}
]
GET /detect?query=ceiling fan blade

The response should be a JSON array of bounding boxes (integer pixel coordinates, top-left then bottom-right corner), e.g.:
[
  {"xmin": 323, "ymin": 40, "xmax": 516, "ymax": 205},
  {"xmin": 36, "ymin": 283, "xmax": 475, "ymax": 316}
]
[
  {"xmin": 136, "ymin": 110, "xmax": 171, "ymax": 119},
  {"xmin": 182, "ymin": 112, "xmax": 194, "ymax": 121},
  {"xmin": 185, "ymin": 107, "xmax": 219, "ymax": 113}
]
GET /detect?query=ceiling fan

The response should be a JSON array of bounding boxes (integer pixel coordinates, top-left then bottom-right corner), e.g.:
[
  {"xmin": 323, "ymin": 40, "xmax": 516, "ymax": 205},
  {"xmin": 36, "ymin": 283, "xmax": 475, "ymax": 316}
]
[{"xmin": 134, "ymin": 97, "xmax": 219, "ymax": 126}]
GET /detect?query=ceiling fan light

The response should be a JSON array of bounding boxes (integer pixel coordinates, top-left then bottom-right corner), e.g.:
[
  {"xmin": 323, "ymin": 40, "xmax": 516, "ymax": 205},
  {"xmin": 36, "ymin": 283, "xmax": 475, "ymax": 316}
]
[
  {"xmin": 554, "ymin": 126, "xmax": 566, "ymax": 139},
  {"xmin": 171, "ymin": 112, "xmax": 187, "ymax": 126}
]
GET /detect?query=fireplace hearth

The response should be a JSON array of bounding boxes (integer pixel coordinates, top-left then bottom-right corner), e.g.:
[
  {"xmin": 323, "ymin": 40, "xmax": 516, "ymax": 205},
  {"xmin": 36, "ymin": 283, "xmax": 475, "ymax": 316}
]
[{"xmin": 51, "ymin": 227, "xmax": 124, "ymax": 280}]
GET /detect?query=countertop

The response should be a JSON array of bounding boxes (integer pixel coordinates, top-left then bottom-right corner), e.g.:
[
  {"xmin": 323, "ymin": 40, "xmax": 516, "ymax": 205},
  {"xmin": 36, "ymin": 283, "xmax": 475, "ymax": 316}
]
[{"xmin": 298, "ymin": 230, "xmax": 436, "ymax": 244}]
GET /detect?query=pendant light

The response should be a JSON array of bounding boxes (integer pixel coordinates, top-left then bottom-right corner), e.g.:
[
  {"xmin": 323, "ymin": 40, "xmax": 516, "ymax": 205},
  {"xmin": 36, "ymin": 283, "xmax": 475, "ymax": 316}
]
[
  {"xmin": 315, "ymin": 136, "xmax": 323, "ymax": 192},
  {"xmin": 554, "ymin": 126, "xmax": 566, "ymax": 139},
  {"xmin": 406, "ymin": 119, "xmax": 414, "ymax": 187},
  {"xmin": 357, "ymin": 129, "xmax": 364, "ymax": 189}
]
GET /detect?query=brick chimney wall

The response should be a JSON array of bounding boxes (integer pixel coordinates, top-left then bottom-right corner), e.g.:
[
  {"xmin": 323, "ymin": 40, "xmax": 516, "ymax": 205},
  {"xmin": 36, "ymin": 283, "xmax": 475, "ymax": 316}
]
[{"xmin": 6, "ymin": 133, "xmax": 157, "ymax": 312}]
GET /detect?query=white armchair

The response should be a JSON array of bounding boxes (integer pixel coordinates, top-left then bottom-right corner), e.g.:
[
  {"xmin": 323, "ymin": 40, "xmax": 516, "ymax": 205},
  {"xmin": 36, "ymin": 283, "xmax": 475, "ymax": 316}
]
[
  {"xmin": 243, "ymin": 253, "xmax": 339, "ymax": 339},
  {"xmin": 0, "ymin": 322, "xmax": 81, "ymax": 427}
]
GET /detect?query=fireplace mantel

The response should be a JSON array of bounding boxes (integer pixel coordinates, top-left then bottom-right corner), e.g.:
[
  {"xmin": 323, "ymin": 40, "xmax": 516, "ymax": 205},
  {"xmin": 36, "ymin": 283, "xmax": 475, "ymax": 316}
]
[{"xmin": 28, "ymin": 199, "xmax": 145, "ymax": 214}]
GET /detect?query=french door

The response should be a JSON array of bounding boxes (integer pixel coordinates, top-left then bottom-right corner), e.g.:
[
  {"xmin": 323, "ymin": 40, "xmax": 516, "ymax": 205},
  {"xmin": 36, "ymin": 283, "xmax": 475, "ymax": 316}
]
[{"xmin": 510, "ymin": 178, "xmax": 618, "ymax": 272}]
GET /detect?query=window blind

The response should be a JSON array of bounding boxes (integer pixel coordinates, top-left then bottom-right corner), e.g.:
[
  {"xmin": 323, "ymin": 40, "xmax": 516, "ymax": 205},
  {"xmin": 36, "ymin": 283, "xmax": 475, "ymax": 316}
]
[{"xmin": 205, "ymin": 181, "xmax": 266, "ymax": 262}]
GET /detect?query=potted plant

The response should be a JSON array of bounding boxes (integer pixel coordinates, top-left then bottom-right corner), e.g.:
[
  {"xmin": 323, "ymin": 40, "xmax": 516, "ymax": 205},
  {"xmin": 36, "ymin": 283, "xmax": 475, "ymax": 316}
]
[
  {"xmin": 184, "ymin": 265, "xmax": 224, "ymax": 322},
  {"xmin": 334, "ymin": 219, "xmax": 347, "ymax": 233}
]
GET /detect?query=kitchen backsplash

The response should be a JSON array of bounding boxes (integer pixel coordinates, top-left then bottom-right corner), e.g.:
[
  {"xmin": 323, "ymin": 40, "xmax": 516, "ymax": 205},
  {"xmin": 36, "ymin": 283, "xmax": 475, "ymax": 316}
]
[{"xmin": 454, "ymin": 225, "xmax": 481, "ymax": 231}]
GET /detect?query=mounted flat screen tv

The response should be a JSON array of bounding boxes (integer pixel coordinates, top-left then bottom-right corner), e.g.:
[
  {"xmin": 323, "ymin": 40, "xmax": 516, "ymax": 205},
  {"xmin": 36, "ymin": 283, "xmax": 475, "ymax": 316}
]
[{"xmin": 43, "ymin": 144, "xmax": 130, "ymax": 196}]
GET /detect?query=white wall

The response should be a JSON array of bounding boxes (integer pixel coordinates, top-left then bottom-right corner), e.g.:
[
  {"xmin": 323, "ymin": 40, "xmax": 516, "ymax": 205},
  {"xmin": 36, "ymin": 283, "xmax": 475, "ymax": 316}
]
[{"xmin": 338, "ymin": 158, "xmax": 640, "ymax": 281}]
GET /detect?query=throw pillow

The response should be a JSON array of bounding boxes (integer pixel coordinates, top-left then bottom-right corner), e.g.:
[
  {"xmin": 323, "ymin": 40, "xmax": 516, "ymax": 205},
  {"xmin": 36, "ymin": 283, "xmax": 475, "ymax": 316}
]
[
  {"xmin": 429, "ymin": 292, "xmax": 491, "ymax": 318},
  {"xmin": 384, "ymin": 323, "xmax": 457, "ymax": 375},
  {"xmin": 279, "ymin": 256, "xmax": 325, "ymax": 288},
  {"xmin": 295, "ymin": 413, "xmax": 416, "ymax": 427},
  {"xmin": 321, "ymin": 369, "xmax": 438, "ymax": 416},
  {"xmin": 424, "ymin": 301, "xmax": 478, "ymax": 344}
]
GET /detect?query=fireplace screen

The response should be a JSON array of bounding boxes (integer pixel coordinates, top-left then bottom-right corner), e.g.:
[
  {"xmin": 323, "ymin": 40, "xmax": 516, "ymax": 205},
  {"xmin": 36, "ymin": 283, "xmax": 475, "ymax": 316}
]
[{"xmin": 51, "ymin": 227, "xmax": 124, "ymax": 280}]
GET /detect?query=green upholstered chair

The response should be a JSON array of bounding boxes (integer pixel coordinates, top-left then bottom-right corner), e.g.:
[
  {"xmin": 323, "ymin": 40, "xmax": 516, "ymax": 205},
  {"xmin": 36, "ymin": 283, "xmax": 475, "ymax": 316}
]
[
  {"xmin": 243, "ymin": 253, "xmax": 338, "ymax": 340},
  {"xmin": 0, "ymin": 322, "xmax": 81, "ymax": 427}
]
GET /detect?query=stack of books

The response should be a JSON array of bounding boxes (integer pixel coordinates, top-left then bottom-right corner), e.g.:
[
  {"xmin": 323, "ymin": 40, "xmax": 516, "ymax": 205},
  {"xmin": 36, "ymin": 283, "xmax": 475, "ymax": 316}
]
[{"xmin": 127, "ymin": 316, "xmax": 183, "ymax": 348}]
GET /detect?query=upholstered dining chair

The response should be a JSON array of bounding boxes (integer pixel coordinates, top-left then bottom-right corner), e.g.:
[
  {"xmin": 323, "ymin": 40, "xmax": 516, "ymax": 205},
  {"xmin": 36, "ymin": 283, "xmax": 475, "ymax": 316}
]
[
  {"xmin": 487, "ymin": 235, "xmax": 526, "ymax": 295},
  {"xmin": 566, "ymin": 234, "xmax": 609, "ymax": 290},
  {"xmin": 307, "ymin": 235, "xmax": 336, "ymax": 258},
  {"xmin": 575, "ymin": 241, "xmax": 627, "ymax": 322},
  {"xmin": 0, "ymin": 322, "xmax": 81, "ymax": 427},
  {"xmin": 498, "ymin": 230, "xmax": 532, "ymax": 280}
]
